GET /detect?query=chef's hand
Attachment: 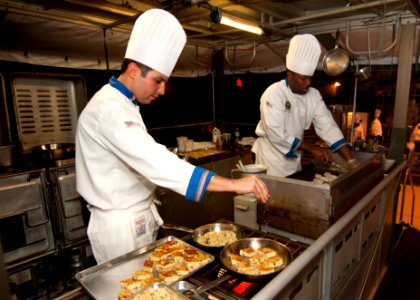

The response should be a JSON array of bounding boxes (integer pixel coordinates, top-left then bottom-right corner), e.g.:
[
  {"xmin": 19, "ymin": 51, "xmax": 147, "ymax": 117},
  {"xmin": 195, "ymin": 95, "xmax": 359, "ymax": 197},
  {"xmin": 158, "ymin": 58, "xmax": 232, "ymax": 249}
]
[
  {"xmin": 207, "ymin": 175, "xmax": 270, "ymax": 203},
  {"xmin": 347, "ymin": 158, "xmax": 359, "ymax": 169},
  {"xmin": 232, "ymin": 176, "xmax": 270, "ymax": 203},
  {"xmin": 310, "ymin": 146, "xmax": 333, "ymax": 164}
]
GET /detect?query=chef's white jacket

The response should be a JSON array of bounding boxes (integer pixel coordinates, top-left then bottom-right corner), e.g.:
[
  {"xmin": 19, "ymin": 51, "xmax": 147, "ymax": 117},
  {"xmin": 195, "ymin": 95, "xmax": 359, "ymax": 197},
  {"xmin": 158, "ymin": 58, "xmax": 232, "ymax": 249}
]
[
  {"xmin": 371, "ymin": 118, "xmax": 382, "ymax": 137},
  {"xmin": 252, "ymin": 79, "xmax": 347, "ymax": 177},
  {"xmin": 76, "ymin": 77, "xmax": 215, "ymax": 263}
]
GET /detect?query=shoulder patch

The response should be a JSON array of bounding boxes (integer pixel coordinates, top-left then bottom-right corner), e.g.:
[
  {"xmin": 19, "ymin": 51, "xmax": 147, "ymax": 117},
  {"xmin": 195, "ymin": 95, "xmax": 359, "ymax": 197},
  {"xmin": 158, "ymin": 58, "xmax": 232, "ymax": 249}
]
[{"xmin": 125, "ymin": 121, "xmax": 141, "ymax": 128}]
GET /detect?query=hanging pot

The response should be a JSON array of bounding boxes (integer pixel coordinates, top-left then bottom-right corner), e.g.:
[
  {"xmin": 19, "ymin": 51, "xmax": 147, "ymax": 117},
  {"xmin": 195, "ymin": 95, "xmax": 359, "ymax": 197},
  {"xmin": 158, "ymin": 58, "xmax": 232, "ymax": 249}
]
[
  {"xmin": 355, "ymin": 25, "xmax": 373, "ymax": 81},
  {"xmin": 322, "ymin": 30, "xmax": 350, "ymax": 76},
  {"xmin": 356, "ymin": 66, "xmax": 372, "ymax": 81}
]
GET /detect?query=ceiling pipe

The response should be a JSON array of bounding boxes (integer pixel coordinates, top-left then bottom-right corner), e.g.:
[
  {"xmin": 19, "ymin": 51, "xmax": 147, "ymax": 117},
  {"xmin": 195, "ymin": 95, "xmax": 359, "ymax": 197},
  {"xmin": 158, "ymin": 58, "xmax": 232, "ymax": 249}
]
[
  {"xmin": 224, "ymin": 42, "xmax": 256, "ymax": 67},
  {"xmin": 270, "ymin": 0, "xmax": 405, "ymax": 27},
  {"xmin": 345, "ymin": 18, "xmax": 400, "ymax": 56}
]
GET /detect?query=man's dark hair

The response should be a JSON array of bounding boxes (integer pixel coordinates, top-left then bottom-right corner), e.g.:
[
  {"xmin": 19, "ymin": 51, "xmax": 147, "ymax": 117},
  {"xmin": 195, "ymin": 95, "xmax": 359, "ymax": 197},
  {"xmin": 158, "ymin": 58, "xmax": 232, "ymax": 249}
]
[{"xmin": 121, "ymin": 59, "xmax": 152, "ymax": 77}]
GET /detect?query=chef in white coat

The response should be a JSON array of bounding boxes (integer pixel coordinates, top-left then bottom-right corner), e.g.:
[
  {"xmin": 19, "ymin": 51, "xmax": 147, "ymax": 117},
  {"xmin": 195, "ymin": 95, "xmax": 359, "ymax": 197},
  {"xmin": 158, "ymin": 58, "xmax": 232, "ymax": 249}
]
[
  {"xmin": 76, "ymin": 9, "xmax": 269, "ymax": 264},
  {"xmin": 370, "ymin": 109, "xmax": 383, "ymax": 144},
  {"xmin": 252, "ymin": 34, "xmax": 355, "ymax": 177}
]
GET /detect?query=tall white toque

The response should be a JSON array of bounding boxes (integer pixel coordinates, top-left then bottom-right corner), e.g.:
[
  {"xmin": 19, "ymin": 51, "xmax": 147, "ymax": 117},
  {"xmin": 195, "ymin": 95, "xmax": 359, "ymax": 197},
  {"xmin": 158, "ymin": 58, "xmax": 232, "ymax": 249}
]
[
  {"xmin": 125, "ymin": 9, "xmax": 187, "ymax": 77},
  {"xmin": 286, "ymin": 34, "xmax": 321, "ymax": 76}
]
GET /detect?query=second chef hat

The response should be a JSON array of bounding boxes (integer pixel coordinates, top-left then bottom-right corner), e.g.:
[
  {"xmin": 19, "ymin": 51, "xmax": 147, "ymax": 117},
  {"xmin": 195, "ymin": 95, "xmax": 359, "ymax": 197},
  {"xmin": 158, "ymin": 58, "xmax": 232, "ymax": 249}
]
[
  {"xmin": 286, "ymin": 34, "xmax": 321, "ymax": 76},
  {"xmin": 125, "ymin": 9, "xmax": 186, "ymax": 77}
]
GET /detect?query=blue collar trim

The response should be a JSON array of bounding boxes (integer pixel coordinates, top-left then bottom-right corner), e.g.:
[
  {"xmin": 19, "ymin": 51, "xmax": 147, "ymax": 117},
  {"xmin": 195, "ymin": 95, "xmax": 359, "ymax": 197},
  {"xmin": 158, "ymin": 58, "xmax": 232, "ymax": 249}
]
[{"xmin": 109, "ymin": 76, "xmax": 138, "ymax": 106}]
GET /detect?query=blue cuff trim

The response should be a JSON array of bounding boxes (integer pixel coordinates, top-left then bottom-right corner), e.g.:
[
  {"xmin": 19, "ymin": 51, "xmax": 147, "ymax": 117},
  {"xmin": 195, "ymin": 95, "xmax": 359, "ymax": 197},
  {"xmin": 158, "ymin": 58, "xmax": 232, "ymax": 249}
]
[
  {"xmin": 185, "ymin": 167, "xmax": 216, "ymax": 202},
  {"xmin": 285, "ymin": 138, "xmax": 300, "ymax": 158},
  {"xmin": 330, "ymin": 138, "xmax": 347, "ymax": 152}
]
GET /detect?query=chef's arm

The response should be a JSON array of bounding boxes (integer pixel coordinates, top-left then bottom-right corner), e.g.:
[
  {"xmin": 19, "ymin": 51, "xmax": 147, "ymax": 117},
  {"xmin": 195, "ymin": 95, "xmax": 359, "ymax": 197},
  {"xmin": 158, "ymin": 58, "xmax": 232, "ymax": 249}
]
[
  {"xmin": 337, "ymin": 145, "xmax": 359, "ymax": 168},
  {"xmin": 298, "ymin": 141, "xmax": 333, "ymax": 163},
  {"xmin": 206, "ymin": 175, "xmax": 269, "ymax": 203}
]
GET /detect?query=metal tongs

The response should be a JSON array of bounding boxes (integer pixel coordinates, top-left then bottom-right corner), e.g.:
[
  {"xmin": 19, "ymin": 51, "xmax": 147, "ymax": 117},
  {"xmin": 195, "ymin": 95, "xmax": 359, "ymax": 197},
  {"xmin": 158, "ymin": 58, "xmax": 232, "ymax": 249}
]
[
  {"xmin": 182, "ymin": 275, "xmax": 232, "ymax": 296},
  {"xmin": 236, "ymin": 159, "xmax": 246, "ymax": 171}
]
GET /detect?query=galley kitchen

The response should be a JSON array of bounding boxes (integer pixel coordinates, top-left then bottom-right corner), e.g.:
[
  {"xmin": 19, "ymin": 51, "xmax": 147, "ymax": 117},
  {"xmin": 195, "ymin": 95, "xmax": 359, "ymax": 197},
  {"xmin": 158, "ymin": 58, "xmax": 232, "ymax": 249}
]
[{"xmin": 0, "ymin": 1, "xmax": 419, "ymax": 299}]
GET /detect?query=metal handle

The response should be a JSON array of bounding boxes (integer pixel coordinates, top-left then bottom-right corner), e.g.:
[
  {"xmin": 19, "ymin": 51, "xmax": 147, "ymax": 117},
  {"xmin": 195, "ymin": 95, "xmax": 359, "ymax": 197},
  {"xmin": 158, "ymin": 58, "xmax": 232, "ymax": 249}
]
[
  {"xmin": 160, "ymin": 224, "xmax": 194, "ymax": 233},
  {"xmin": 235, "ymin": 204, "xmax": 249, "ymax": 211}
]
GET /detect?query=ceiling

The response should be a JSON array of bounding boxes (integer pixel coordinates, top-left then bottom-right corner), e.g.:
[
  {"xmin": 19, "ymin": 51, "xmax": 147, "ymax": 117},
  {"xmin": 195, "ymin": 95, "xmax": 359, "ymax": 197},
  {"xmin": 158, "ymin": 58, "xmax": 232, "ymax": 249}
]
[{"xmin": 0, "ymin": 0, "xmax": 419, "ymax": 73}]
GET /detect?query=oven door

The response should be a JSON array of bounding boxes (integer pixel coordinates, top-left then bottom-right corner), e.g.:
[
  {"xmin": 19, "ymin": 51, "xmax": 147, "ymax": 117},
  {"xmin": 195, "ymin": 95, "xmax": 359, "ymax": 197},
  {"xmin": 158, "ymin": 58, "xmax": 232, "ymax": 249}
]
[
  {"xmin": 0, "ymin": 170, "xmax": 55, "ymax": 266},
  {"xmin": 50, "ymin": 166, "xmax": 89, "ymax": 246}
]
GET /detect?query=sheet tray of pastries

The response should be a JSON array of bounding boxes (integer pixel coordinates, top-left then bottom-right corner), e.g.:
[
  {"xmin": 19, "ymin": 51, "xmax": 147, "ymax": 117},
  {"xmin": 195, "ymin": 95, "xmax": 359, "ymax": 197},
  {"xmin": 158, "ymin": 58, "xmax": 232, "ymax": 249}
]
[
  {"xmin": 179, "ymin": 149, "xmax": 224, "ymax": 159},
  {"xmin": 76, "ymin": 236, "xmax": 214, "ymax": 300}
]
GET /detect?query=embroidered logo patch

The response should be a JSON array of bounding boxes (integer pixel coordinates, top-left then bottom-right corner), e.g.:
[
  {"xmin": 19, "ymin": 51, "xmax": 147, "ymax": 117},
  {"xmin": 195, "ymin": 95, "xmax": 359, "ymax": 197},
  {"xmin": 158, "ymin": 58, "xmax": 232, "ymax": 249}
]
[
  {"xmin": 125, "ymin": 121, "xmax": 141, "ymax": 128},
  {"xmin": 134, "ymin": 216, "xmax": 146, "ymax": 237}
]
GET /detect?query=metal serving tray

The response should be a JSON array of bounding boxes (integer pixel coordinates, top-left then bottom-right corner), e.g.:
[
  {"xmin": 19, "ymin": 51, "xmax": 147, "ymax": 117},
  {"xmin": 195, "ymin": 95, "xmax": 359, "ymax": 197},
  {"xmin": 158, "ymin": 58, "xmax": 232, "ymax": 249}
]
[{"xmin": 76, "ymin": 236, "xmax": 214, "ymax": 300}]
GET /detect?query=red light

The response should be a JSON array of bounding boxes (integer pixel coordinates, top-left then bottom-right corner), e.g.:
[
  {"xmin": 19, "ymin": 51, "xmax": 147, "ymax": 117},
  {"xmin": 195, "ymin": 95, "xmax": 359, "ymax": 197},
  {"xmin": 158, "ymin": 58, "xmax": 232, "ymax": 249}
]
[
  {"xmin": 232, "ymin": 281, "xmax": 254, "ymax": 295},
  {"xmin": 236, "ymin": 78, "xmax": 243, "ymax": 87}
]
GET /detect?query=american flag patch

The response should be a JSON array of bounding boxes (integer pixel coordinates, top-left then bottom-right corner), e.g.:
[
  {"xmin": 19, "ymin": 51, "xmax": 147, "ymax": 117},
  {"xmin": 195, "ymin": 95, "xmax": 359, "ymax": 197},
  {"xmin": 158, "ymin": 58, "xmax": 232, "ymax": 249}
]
[
  {"xmin": 125, "ymin": 121, "xmax": 141, "ymax": 128},
  {"xmin": 266, "ymin": 101, "xmax": 273, "ymax": 108}
]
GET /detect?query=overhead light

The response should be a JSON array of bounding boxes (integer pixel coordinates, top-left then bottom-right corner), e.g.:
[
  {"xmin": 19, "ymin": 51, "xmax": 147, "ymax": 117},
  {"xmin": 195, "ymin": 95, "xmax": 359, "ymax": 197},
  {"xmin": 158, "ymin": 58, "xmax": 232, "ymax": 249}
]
[{"xmin": 209, "ymin": 7, "xmax": 263, "ymax": 35}]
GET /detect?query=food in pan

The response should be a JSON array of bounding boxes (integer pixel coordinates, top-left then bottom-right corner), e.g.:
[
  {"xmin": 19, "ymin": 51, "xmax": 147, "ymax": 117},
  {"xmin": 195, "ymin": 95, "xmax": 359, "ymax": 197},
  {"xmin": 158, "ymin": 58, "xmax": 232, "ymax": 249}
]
[
  {"xmin": 143, "ymin": 259, "xmax": 154, "ymax": 272},
  {"xmin": 130, "ymin": 284, "xmax": 188, "ymax": 300},
  {"xmin": 118, "ymin": 289, "xmax": 134, "ymax": 300},
  {"xmin": 148, "ymin": 250, "xmax": 170, "ymax": 262},
  {"xmin": 155, "ymin": 259, "xmax": 176, "ymax": 272},
  {"xmin": 313, "ymin": 172, "xmax": 338, "ymax": 184},
  {"xmin": 239, "ymin": 247, "xmax": 258, "ymax": 257},
  {"xmin": 159, "ymin": 270, "xmax": 179, "ymax": 283},
  {"xmin": 258, "ymin": 247, "xmax": 278, "ymax": 258},
  {"xmin": 265, "ymin": 256, "xmax": 284, "ymax": 268},
  {"xmin": 228, "ymin": 253, "xmax": 242, "ymax": 266},
  {"xmin": 229, "ymin": 246, "xmax": 284, "ymax": 276},
  {"xmin": 118, "ymin": 239, "xmax": 212, "ymax": 298},
  {"xmin": 173, "ymin": 264, "xmax": 189, "ymax": 276},
  {"xmin": 119, "ymin": 278, "xmax": 143, "ymax": 292},
  {"xmin": 196, "ymin": 230, "xmax": 238, "ymax": 247},
  {"xmin": 133, "ymin": 269, "xmax": 153, "ymax": 280}
]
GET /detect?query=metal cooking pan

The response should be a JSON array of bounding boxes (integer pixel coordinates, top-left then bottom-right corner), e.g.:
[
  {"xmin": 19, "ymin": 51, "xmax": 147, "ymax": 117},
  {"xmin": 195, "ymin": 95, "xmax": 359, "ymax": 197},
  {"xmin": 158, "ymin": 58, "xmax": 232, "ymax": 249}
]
[
  {"xmin": 322, "ymin": 30, "xmax": 349, "ymax": 76},
  {"xmin": 161, "ymin": 223, "xmax": 243, "ymax": 248},
  {"xmin": 220, "ymin": 237, "xmax": 292, "ymax": 279}
]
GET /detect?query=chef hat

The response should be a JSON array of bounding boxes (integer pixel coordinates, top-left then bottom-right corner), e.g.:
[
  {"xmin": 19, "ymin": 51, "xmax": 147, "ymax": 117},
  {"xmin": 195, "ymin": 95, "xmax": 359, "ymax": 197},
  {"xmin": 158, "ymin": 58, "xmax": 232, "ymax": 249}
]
[
  {"xmin": 374, "ymin": 109, "xmax": 381, "ymax": 118},
  {"xmin": 125, "ymin": 9, "xmax": 186, "ymax": 77},
  {"xmin": 355, "ymin": 113, "xmax": 361, "ymax": 124},
  {"xmin": 286, "ymin": 34, "xmax": 321, "ymax": 76}
]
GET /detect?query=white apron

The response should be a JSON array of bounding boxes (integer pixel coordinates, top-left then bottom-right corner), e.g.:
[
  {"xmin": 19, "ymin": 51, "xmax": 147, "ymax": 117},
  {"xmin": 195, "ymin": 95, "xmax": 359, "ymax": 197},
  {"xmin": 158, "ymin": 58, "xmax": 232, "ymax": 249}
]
[{"xmin": 87, "ymin": 198, "xmax": 163, "ymax": 264}]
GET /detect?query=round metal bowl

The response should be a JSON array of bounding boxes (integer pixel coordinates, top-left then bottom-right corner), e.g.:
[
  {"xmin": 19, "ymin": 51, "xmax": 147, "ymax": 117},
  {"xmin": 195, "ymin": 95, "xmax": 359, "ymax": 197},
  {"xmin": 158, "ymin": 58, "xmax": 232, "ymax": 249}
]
[
  {"xmin": 220, "ymin": 237, "xmax": 292, "ymax": 279},
  {"xmin": 192, "ymin": 223, "xmax": 243, "ymax": 248}
]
